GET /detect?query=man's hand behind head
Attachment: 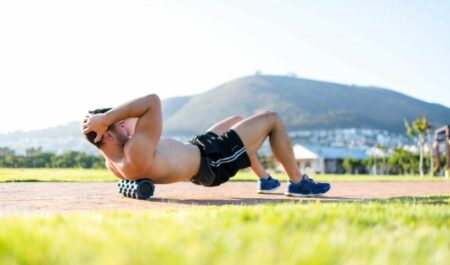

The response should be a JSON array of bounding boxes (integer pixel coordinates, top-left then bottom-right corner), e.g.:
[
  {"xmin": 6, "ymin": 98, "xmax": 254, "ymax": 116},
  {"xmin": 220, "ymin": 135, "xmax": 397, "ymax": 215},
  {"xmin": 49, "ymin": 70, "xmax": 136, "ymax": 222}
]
[
  {"xmin": 83, "ymin": 113, "xmax": 110, "ymax": 143},
  {"xmin": 82, "ymin": 108, "xmax": 111, "ymax": 147}
]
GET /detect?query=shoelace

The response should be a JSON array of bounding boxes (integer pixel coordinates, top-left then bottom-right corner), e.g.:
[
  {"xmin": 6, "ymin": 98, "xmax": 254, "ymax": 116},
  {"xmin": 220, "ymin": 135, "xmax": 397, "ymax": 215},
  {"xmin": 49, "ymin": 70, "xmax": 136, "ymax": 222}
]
[{"xmin": 303, "ymin": 176, "xmax": 318, "ymax": 184}]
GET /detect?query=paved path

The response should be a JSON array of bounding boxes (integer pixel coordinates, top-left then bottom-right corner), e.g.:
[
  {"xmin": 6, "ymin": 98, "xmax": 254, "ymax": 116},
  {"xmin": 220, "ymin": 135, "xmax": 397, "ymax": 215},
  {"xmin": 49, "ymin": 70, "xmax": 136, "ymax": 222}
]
[{"xmin": 0, "ymin": 181, "xmax": 449, "ymax": 214}]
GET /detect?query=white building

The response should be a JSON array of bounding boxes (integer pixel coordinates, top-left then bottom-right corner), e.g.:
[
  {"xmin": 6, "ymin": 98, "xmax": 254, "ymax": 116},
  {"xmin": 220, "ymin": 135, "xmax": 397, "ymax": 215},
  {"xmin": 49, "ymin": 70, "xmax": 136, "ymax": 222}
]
[{"xmin": 293, "ymin": 144, "xmax": 368, "ymax": 174}]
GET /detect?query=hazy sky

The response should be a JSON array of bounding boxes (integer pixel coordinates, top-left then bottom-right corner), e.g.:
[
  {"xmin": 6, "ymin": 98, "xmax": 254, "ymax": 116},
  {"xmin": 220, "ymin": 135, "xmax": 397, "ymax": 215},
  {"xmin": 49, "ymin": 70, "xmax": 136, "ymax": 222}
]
[{"xmin": 0, "ymin": 0, "xmax": 449, "ymax": 133}]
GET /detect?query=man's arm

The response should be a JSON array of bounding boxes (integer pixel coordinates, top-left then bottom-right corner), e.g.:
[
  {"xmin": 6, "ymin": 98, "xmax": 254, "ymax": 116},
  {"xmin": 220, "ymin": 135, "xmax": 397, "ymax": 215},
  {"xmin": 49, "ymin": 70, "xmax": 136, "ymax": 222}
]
[
  {"xmin": 101, "ymin": 94, "xmax": 160, "ymax": 133},
  {"xmin": 124, "ymin": 118, "xmax": 138, "ymax": 136},
  {"xmin": 122, "ymin": 95, "xmax": 162, "ymax": 176},
  {"xmin": 83, "ymin": 94, "xmax": 162, "ymax": 176},
  {"xmin": 83, "ymin": 94, "xmax": 161, "ymax": 142}
]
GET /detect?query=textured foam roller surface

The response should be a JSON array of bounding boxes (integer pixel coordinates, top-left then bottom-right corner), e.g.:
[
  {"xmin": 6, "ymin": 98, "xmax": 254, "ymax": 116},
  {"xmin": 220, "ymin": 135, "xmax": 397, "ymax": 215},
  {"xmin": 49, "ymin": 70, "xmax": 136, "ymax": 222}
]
[{"xmin": 117, "ymin": 179, "xmax": 155, "ymax": 200}]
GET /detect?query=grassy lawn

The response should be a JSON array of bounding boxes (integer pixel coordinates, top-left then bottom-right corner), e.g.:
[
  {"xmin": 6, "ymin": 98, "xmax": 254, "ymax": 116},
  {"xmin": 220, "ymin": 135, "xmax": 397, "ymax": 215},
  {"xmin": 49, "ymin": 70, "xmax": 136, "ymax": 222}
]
[
  {"xmin": 0, "ymin": 168, "xmax": 448, "ymax": 183},
  {"xmin": 0, "ymin": 168, "xmax": 116, "ymax": 182},
  {"xmin": 0, "ymin": 196, "xmax": 448, "ymax": 265}
]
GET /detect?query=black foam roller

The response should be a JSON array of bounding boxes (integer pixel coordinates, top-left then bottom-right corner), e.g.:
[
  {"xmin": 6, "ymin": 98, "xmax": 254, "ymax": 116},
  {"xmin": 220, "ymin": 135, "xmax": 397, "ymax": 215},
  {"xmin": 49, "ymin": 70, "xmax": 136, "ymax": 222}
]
[{"xmin": 117, "ymin": 179, "xmax": 155, "ymax": 200}]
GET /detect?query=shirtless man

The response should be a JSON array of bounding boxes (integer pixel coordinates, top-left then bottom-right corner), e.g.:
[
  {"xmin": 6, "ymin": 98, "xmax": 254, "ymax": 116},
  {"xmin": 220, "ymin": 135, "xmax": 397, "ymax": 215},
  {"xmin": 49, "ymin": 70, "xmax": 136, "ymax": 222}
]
[{"xmin": 82, "ymin": 94, "xmax": 330, "ymax": 196}]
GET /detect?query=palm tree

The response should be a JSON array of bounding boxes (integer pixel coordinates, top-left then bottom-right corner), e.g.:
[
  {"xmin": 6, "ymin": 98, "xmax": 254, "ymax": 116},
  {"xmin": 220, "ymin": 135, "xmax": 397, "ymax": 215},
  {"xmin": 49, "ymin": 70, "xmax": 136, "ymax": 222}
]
[
  {"xmin": 375, "ymin": 144, "xmax": 388, "ymax": 174},
  {"xmin": 405, "ymin": 115, "xmax": 432, "ymax": 176},
  {"xmin": 427, "ymin": 128, "xmax": 435, "ymax": 176}
]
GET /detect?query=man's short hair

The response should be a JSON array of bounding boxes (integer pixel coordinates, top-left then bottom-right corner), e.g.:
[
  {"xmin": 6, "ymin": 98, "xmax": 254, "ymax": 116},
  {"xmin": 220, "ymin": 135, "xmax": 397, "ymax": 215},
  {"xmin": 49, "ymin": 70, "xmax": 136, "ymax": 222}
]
[{"xmin": 84, "ymin": 108, "xmax": 112, "ymax": 148}]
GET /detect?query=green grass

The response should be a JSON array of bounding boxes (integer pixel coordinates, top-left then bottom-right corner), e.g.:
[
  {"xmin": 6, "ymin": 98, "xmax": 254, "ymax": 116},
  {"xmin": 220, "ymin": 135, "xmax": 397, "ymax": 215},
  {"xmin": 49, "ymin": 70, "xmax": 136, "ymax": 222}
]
[
  {"xmin": 0, "ymin": 168, "xmax": 448, "ymax": 183},
  {"xmin": 0, "ymin": 195, "xmax": 449, "ymax": 265},
  {"xmin": 0, "ymin": 168, "xmax": 116, "ymax": 182}
]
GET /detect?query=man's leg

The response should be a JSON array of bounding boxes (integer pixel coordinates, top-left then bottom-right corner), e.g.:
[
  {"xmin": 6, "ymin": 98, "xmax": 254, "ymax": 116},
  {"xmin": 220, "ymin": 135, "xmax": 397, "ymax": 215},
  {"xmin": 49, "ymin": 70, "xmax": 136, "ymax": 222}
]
[
  {"xmin": 207, "ymin": 116, "xmax": 270, "ymax": 179},
  {"xmin": 231, "ymin": 111, "xmax": 302, "ymax": 183}
]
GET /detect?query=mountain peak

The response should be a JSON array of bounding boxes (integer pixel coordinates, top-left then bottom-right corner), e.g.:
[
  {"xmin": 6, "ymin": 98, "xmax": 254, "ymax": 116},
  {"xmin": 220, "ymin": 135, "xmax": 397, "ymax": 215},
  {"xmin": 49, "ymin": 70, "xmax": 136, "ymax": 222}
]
[
  {"xmin": 162, "ymin": 75, "xmax": 450, "ymax": 135},
  {"xmin": 2, "ymin": 74, "xmax": 449, "ymax": 154}
]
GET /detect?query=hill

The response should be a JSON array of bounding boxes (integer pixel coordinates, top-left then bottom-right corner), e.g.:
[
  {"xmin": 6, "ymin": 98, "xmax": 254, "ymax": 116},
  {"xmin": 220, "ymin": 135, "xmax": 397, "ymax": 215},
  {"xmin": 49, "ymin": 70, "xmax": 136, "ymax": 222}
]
[
  {"xmin": 1, "ymin": 75, "xmax": 449, "ymax": 154},
  {"xmin": 162, "ymin": 75, "xmax": 450, "ymax": 135},
  {"xmin": 0, "ymin": 122, "xmax": 97, "ymax": 155}
]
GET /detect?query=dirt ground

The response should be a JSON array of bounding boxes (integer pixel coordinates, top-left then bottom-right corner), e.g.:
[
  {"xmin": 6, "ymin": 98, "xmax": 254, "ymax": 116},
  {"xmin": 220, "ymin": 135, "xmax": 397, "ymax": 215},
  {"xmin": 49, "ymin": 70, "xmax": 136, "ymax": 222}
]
[{"xmin": 1, "ymin": 181, "xmax": 449, "ymax": 214}]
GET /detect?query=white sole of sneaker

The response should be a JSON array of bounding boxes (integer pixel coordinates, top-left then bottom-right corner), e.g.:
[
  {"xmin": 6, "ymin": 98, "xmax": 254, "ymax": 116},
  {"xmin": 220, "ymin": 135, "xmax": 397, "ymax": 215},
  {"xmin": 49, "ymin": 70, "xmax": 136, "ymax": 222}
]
[
  {"xmin": 284, "ymin": 192, "xmax": 324, "ymax": 197},
  {"xmin": 257, "ymin": 185, "xmax": 281, "ymax": 194}
]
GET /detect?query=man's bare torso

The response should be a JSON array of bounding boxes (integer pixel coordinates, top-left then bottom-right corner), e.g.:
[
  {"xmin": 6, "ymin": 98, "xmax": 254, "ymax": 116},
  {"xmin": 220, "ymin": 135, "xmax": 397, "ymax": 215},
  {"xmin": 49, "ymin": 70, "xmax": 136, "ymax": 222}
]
[
  {"xmin": 108, "ymin": 138, "xmax": 201, "ymax": 184},
  {"xmin": 149, "ymin": 138, "xmax": 201, "ymax": 183}
]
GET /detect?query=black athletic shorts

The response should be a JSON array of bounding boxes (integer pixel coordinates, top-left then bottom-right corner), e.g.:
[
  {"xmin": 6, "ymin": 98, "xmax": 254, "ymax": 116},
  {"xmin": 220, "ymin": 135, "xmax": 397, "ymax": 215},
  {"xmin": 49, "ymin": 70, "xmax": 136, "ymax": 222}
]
[{"xmin": 189, "ymin": 130, "xmax": 251, "ymax": 187}]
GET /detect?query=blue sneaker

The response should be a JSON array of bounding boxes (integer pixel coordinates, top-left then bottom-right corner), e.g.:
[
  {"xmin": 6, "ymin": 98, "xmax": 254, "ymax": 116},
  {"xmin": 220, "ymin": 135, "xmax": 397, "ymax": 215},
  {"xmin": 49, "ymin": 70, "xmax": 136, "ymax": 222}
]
[
  {"xmin": 257, "ymin": 175, "xmax": 281, "ymax": 194},
  {"xmin": 285, "ymin": 174, "xmax": 330, "ymax": 197}
]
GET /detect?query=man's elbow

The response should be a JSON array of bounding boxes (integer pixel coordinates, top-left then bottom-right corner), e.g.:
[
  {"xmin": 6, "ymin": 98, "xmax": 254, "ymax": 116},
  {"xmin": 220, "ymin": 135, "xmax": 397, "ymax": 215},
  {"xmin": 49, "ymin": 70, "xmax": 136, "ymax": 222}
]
[{"xmin": 146, "ymin": 94, "xmax": 161, "ymax": 106}]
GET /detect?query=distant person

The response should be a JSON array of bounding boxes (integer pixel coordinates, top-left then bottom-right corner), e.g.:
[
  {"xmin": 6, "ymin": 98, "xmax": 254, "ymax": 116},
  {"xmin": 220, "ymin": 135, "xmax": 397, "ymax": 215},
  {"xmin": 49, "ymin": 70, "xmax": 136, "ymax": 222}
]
[{"xmin": 82, "ymin": 94, "xmax": 330, "ymax": 196}]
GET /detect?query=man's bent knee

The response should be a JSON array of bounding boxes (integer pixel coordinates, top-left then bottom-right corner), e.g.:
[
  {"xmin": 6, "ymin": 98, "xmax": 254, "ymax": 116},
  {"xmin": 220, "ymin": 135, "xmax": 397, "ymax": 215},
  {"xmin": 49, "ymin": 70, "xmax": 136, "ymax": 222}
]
[
  {"xmin": 228, "ymin": 115, "xmax": 243, "ymax": 123},
  {"xmin": 256, "ymin": 111, "xmax": 281, "ymax": 123}
]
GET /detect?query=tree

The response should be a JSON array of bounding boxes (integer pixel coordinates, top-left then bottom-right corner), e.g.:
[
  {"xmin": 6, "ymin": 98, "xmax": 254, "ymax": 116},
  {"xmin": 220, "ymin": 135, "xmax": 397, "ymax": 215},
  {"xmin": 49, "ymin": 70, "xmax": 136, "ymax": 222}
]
[
  {"xmin": 387, "ymin": 147, "xmax": 419, "ymax": 175},
  {"xmin": 405, "ymin": 114, "xmax": 432, "ymax": 177},
  {"xmin": 342, "ymin": 158, "xmax": 353, "ymax": 174},
  {"xmin": 342, "ymin": 158, "xmax": 365, "ymax": 174},
  {"xmin": 376, "ymin": 145, "xmax": 388, "ymax": 175},
  {"xmin": 0, "ymin": 147, "xmax": 15, "ymax": 156},
  {"xmin": 367, "ymin": 145, "xmax": 389, "ymax": 175},
  {"xmin": 0, "ymin": 147, "xmax": 106, "ymax": 169}
]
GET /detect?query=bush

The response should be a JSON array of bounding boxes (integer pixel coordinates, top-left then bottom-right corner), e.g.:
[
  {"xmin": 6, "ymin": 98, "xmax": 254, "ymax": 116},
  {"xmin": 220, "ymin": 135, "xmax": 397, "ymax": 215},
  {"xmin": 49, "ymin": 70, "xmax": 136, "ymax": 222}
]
[{"xmin": 0, "ymin": 147, "xmax": 105, "ymax": 169}]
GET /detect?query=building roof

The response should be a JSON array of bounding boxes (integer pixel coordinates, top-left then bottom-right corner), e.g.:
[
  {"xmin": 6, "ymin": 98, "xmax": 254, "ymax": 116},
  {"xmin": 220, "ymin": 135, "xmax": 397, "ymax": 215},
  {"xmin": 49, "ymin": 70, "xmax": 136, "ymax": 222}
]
[{"xmin": 294, "ymin": 144, "xmax": 368, "ymax": 160}]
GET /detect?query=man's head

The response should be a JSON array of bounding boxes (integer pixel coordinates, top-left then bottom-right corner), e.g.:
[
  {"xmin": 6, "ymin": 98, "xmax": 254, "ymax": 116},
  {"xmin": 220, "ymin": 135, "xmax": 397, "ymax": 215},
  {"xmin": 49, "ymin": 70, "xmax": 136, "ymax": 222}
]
[{"xmin": 84, "ymin": 108, "xmax": 130, "ymax": 149}]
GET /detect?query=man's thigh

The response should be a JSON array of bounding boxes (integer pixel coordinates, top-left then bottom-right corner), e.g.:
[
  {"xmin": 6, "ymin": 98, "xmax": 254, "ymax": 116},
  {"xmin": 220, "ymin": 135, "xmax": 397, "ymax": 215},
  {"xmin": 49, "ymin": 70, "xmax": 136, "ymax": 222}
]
[
  {"xmin": 231, "ymin": 111, "xmax": 277, "ymax": 156},
  {"xmin": 206, "ymin": 116, "xmax": 242, "ymax": 135}
]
